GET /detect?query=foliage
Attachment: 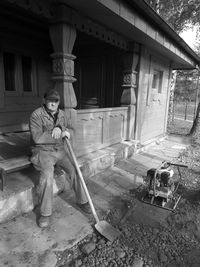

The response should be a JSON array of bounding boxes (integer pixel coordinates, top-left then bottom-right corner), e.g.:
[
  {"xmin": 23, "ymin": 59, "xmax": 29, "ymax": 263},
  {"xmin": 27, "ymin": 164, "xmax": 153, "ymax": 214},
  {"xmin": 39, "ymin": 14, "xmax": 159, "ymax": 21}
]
[
  {"xmin": 193, "ymin": 36, "xmax": 200, "ymax": 56},
  {"xmin": 174, "ymin": 70, "xmax": 199, "ymax": 102},
  {"xmin": 145, "ymin": 0, "xmax": 200, "ymax": 33}
]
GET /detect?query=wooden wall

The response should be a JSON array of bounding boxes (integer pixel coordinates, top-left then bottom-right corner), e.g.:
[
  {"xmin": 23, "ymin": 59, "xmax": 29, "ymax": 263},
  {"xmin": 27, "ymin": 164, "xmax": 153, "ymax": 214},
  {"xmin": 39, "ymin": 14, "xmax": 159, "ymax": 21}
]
[{"xmin": 136, "ymin": 47, "xmax": 171, "ymax": 143}]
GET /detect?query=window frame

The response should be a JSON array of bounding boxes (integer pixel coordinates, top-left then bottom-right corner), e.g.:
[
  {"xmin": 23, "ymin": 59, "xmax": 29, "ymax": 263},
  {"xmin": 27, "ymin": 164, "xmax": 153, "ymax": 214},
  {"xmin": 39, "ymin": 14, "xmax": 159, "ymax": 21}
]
[
  {"xmin": 21, "ymin": 58, "xmax": 37, "ymax": 96},
  {"xmin": 3, "ymin": 52, "xmax": 18, "ymax": 95},
  {"xmin": 2, "ymin": 50, "xmax": 37, "ymax": 97},
  {"xmin": 146, "ymin": 55, "xmax": 165, "ymax": 106},
  {"xmin": 152, "ymin": 69, "xmax": 163, "ymax": 94}
]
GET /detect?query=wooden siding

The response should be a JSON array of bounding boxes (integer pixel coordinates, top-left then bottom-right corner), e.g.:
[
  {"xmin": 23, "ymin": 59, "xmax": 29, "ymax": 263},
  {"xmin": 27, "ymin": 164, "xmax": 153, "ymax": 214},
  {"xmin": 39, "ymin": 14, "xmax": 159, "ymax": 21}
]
[{"xmin": 136, "ymin": 47, "xmax": 171, "ymax": 143}]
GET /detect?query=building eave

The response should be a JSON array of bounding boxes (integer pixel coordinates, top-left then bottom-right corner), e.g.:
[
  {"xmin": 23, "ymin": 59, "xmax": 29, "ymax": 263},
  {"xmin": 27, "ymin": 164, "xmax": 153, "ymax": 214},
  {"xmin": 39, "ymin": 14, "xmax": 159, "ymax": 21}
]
[{"xmin": 127, "ymin": 0, "xmax": 200, "ymax": 66}]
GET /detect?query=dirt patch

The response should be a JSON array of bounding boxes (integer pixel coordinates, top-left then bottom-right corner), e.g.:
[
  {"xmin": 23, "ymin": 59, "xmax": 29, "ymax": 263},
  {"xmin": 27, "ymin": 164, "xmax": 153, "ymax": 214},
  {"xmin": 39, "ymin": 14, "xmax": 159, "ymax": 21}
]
[{"xmin": 55, "ymin": 185, "xmax": 200, "ymax": 267}]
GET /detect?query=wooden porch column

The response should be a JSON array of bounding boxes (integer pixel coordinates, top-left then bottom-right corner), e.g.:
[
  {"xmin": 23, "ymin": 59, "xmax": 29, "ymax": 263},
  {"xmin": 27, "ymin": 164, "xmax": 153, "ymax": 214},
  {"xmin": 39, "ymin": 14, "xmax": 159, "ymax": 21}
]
[
  {"xmin": 121, "ymin": 46, "xmax": 139, "ymax": 140},
  {"xmin": 49, "ymin": 21, "xmax": 77, "ymax": 124}
]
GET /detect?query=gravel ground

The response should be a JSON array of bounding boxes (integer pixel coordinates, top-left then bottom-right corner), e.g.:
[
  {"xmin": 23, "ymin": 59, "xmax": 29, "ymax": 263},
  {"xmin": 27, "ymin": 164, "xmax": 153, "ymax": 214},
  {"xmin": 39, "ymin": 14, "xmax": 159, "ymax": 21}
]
[{"xmin": 55, "ymin": 120, "xmax": 200, "ymax": 267}]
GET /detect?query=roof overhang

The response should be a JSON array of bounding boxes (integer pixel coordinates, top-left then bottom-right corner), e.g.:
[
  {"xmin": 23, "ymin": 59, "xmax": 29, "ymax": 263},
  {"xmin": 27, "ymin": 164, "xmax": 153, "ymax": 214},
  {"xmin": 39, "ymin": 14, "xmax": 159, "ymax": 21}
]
[
  {"xmin": 60, "ymin": 0, "xmax": 200, "ymax": 69},
  {"xmin": 1, "ymin": 0, "xmax": 200, "ymax": 69}
]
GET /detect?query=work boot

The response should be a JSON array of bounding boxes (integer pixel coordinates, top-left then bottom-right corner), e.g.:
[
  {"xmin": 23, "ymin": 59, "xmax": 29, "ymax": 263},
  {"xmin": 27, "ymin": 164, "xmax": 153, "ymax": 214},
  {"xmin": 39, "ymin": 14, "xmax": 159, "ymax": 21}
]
[
  {"xmin": 38, "ymin": 215, "xmax": 51, "ymax": 228},
  {"xmin": 77, "ymin": 202, "xmax": 92, "ymax": 214}
]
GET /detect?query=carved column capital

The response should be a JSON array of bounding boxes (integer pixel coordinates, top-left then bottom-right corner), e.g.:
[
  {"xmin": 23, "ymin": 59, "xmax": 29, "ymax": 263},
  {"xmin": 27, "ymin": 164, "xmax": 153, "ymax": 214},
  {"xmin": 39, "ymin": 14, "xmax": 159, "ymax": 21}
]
[
  {"xmin": 50, "ymin": 53, "xmax": 76, "ymax": 83},
  {"xmin": 122, "ymin": 71, "xmax": 137, "ymax": 89},
  {"xmin": 121, "ymin": 70, "xmax": 137, "ymax": 105},
  {"xmin": 49, "ymin": 22, "xmax": 77, "ymax": 109},
  {"xmin": 121, "ymin": 48, "xmax": 140, "ymax": 140}
]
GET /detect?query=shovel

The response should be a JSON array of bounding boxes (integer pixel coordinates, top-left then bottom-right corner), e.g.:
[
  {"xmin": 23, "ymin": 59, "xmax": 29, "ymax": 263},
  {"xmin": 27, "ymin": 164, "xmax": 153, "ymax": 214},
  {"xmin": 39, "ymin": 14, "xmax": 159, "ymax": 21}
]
[{"xmin": 65, "ymin": 137, "xmax": 120, "ymax": 242}]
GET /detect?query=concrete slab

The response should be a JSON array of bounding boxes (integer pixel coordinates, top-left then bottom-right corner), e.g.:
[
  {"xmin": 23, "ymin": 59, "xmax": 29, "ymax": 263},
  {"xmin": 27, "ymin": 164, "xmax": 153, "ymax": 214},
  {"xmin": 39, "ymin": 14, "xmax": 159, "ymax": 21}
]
[
  {"xmin": 0, "ymin": 196, "xmax": 92, "ymax": 267},
  {"xmin": 86, "ymin": 166, "xmax": 143, "ymax": 216},
  {"xmin": 111, "ymin": 166, "xmax": 144, "ymax": 185},
  {"xmin": 116, "ymin": 158, "xmax": 149, "ymax": 177}
]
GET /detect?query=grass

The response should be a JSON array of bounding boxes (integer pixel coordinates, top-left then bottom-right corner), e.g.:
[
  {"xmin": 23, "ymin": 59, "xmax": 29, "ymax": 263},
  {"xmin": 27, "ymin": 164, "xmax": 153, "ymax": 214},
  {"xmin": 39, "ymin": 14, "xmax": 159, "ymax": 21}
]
[
  {"xmin": 167, "ymin": 118, "xmax": 193, "ymax": 136},
  {"xmin": 174, "ymin": 101, "xmax": 196, "ymax": 117},
  {"xmin": 167, "ymin": 117, "xmax": 200, "ymax": 185}
]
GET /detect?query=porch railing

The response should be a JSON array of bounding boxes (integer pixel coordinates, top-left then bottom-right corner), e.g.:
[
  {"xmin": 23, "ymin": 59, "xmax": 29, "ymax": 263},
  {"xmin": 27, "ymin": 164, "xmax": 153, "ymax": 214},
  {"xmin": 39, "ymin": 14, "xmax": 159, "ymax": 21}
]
[
  {"xmin": 0, "ymin": 106, "xmax": 130, "ymax": 158},
  {"xmin": 75, "ymin": 107, "xmax": 129, "ymax": 156}
]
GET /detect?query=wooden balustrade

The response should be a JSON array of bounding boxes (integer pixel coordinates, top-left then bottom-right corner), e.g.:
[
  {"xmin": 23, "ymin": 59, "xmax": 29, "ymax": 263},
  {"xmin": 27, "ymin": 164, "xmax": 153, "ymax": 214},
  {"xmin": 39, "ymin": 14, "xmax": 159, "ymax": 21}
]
[{"xmin": 75, "ymin": 107, "xmax": 128, "ymax": 156}]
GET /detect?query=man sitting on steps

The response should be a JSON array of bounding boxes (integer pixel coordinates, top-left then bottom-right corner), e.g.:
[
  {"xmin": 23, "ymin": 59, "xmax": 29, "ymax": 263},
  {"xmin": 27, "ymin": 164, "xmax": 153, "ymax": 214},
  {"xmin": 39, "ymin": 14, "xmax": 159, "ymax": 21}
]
[{"xmin": 29, "ymin": 89, "xmax": 91, "ymax": 228}]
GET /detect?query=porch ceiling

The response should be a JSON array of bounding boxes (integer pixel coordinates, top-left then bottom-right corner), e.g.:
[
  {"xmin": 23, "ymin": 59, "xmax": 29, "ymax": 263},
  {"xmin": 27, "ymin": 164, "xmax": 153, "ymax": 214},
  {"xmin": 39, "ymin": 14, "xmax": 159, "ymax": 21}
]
[{"xmin": 62, "ymin": 0, "xmax": 200, "ymax": 70}]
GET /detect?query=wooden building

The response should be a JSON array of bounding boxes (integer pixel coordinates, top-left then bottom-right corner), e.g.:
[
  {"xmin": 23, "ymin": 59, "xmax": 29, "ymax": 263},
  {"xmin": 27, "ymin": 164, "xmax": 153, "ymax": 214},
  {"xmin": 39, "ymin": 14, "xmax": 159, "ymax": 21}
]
[{"xmin": 0, "ymin": 0, "xmax": 200, "ymax": 159}]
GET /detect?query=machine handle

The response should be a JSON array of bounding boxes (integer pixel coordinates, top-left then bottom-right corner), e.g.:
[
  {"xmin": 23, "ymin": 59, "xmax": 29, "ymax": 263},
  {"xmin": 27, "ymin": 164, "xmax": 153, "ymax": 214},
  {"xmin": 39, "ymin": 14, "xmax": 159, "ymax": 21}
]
[{"xmin": 166, "ymin": 162, "xmax": 188, "ymax": 168}]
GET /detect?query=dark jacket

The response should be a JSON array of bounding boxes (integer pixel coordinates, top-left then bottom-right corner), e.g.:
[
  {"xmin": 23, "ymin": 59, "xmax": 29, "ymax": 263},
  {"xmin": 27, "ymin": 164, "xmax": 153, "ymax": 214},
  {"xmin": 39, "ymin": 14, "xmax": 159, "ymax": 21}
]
[{"xmin": 29, "ymin": 106, "xmax": 74, "ymax": 152}]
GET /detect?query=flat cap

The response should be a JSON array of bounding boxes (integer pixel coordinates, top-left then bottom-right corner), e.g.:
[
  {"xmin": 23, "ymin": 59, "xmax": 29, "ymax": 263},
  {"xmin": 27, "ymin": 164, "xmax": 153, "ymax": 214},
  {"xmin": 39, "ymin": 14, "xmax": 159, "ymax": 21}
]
[{"xmin": 44, "ymin": 89, "xmax": 60, "ymax": 101}]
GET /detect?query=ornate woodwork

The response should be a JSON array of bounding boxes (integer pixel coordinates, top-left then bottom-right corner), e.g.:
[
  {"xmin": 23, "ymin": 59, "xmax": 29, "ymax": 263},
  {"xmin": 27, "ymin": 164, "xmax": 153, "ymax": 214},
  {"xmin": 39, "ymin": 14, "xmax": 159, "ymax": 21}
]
[
  {"xmin": 49, "ymin": 11, "xmax": 77, "ymax": 126},
  {"xmin": 121, "ymin": 46, "xmax": 140, "ymax": 140}
]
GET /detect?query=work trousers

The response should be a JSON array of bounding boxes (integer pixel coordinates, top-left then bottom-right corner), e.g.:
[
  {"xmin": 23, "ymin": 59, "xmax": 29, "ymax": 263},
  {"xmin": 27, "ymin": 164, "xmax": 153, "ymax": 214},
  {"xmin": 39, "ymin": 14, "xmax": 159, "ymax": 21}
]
[{"xmin": 31, "ymin": 148, "xmax": 88, "ymax": 216}]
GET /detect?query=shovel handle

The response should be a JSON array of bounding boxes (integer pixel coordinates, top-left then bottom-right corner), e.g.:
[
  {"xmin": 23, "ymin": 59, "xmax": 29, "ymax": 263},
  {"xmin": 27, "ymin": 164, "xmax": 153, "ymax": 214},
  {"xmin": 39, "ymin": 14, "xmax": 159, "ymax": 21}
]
[{"xmin": 64, "ymin": 138, "xmax": 100, "ymax": 223}]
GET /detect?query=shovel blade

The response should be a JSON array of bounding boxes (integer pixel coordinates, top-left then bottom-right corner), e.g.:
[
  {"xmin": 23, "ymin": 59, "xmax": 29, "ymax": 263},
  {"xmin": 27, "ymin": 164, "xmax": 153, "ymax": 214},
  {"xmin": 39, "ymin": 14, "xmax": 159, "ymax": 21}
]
[{"xmin": 95, "ymin": 220, "xmax": 120, "ymax": 242}]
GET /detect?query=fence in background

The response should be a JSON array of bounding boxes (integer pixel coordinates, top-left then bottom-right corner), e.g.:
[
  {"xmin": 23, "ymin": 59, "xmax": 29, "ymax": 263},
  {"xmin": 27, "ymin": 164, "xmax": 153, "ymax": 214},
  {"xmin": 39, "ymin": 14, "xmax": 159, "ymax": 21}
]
[{"xmin": 172, "ymin": 101, "xmax": 196, "ymax": 122}]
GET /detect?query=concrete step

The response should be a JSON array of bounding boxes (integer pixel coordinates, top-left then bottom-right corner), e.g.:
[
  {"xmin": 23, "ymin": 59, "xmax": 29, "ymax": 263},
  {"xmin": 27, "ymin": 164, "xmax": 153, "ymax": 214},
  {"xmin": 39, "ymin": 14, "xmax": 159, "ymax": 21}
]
[{"xmin": 0, "ymin": 140, "xmax": 137, "ymax": 223}]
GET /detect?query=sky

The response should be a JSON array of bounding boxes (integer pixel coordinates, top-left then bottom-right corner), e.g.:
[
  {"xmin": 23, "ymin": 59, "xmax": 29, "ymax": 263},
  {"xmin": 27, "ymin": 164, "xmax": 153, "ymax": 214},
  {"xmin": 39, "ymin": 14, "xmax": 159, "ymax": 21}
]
[{"xmin": 179, "ymin": 26, "xmax": 198, "ymax": 49}]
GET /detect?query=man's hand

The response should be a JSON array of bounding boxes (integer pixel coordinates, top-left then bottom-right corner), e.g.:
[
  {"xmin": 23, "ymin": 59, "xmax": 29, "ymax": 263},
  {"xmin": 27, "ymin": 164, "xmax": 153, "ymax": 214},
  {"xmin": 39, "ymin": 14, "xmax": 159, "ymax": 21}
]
[
  {"xmin": 52, "ymin": 127, "xmax": 62, "ymax": 139},
  {"xmin": 62, "ymin": 130, "xmax": 71, "ymax": 139}
]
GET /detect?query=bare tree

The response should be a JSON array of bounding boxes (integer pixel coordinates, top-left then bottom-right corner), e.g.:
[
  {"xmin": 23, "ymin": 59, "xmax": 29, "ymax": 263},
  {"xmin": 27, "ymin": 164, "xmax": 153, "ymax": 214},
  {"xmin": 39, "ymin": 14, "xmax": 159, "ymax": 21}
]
[{"xmin": 189, "ymin": 70, "xmax": 200, "ymax": 137}]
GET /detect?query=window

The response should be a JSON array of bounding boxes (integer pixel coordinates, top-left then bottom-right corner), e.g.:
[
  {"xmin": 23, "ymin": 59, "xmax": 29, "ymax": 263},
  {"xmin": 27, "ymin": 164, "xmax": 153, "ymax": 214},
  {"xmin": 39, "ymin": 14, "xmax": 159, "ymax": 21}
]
[
  {"xmin": 22, "ymin": 56, "xmax": 33, "ymax": 92},
  {"xmin": 3, "ymin": 52, "xmax": 16, "ymax": 91},
  {"xmin": 152, "ymin": 70, "xmax": 163, "ymax": 93},
  {"xmin": 3, "ymin": 51, "xmax": 36, "ymax": 95}
]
